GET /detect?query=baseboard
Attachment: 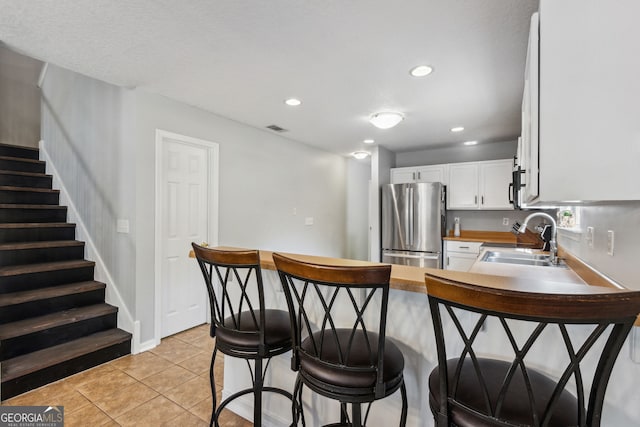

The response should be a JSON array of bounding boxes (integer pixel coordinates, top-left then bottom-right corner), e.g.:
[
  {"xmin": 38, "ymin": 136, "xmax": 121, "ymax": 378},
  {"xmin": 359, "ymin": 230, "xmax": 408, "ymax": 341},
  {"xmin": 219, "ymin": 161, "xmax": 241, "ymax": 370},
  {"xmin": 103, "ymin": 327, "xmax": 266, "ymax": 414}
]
[{"xmin": 39, "ymin": 140, "xmax": 139, "ymax": 352}]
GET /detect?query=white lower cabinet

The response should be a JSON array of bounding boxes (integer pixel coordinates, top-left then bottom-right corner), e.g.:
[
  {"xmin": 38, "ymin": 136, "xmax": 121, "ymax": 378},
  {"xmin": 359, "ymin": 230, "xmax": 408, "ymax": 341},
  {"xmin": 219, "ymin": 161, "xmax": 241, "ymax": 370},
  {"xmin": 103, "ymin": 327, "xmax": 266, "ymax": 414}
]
[{"xmin": 444, "ymin": 240, "xmax": 483, "ymax": 272}]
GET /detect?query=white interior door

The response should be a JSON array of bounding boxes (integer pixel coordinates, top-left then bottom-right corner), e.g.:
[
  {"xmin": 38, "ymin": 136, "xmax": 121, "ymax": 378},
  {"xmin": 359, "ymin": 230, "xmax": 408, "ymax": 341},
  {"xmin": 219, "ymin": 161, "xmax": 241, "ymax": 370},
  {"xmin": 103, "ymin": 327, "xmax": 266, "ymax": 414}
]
[{"xmin": 158, "ymin": 134, "xmax": 212, "ymax": 338}]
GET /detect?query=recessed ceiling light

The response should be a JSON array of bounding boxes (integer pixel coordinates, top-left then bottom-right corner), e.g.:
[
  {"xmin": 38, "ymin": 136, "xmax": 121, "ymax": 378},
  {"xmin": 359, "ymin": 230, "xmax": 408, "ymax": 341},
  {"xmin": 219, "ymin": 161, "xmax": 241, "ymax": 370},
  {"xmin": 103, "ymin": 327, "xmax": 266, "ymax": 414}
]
[
  {"xmin": 352, "ymin": 151, "xmax": 371, "ymax": 160},
  {"xmin": 363, "ymin": 139, "xmax": 375, "ymax": 144},
  {"xmin": 369, "ymin": 112, "xmax": 404, "ymax": 129},
  {"xmin": 450, "ymin": 126, "xmax": 465, "ymax": 133},
  {"xmin": 410, "ymin": 65, "xmax": 434, "ymax": 77},
  {"xmin": 284, "ymin": 98, "xmax": 301, "ymax": 106},
  {"xmin": 463, "ymin": 141, "xmax": 478, "ymax": 146}
]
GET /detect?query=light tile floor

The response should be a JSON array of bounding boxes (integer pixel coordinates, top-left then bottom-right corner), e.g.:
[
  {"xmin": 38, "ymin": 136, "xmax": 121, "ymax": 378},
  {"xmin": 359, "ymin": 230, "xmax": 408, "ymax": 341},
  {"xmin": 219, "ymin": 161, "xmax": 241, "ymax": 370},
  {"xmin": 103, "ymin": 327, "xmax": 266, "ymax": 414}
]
[{"xmin": 1, "ymin": 324, "xmax": 252, "ymax": 427}]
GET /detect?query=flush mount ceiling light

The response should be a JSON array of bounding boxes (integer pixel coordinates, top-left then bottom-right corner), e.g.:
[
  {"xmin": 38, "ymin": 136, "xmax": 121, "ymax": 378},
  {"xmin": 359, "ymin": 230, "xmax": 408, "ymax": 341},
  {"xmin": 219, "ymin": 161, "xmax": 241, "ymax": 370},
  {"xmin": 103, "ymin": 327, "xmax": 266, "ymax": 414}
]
[
  {"xmin": 410, "ymin": 65, "xmax": 434, "ymax": 77},
  {"xmin": 363, "ymin": 139, "xmax": 375, "ymax": 144},
  {"xmin": 450, "ymin": 126, "xmax": 465, "ymax": 133},
  {"xmin": 463, "ymin": 140, "xmax": 478, "ymax": 146},
  {"xmin": 352, "ymin": 151, "xmax": 371, "ymax": 160},
  {"xmin": 284, "ymin": 98, "xmax": 301, "ymax": 106},
  {"xmin": 369, "ymin": 112, "xmax": 404, "ymax": 129}
]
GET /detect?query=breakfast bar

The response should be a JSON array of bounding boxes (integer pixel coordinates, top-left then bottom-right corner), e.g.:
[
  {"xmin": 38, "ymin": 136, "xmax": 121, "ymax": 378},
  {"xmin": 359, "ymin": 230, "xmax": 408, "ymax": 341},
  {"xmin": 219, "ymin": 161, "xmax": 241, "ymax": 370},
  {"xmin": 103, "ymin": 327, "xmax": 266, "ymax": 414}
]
[{"xmin": 210, "ymin": 248, "xmax": 640, "ymax": 427}]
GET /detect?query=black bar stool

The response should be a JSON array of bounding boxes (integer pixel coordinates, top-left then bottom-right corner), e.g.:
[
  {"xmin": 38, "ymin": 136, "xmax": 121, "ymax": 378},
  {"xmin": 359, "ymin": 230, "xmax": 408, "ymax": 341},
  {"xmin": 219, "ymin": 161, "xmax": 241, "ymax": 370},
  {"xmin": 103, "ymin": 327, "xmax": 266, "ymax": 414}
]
[
  {"xmin": 424, "ymin": 272, "xmax": 640, "ymax": 427},
  {"xmin": 273, "ymin": 252, "xmax": 408, "ymax": 427},
  {"xmin": 192, "ymin": 244, "xmax": 294, "ymax": 426}
]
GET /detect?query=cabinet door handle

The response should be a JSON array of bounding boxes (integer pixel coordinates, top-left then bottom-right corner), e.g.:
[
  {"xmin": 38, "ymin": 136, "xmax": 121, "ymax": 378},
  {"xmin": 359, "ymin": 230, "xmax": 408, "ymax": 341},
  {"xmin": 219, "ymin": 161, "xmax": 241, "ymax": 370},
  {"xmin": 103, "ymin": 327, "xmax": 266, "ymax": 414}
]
[
  {"xmin": 459, "ymin": 246, "xmax": 470, "ymax": 249},
  {"xmin": 412, "ymin": 172, "xmax": 416, "ymax": 180},
  {"xmin": 417, "ymin": 171, "xmax": 421, "ymax": 180},
  {"xmin": 474, "ymin": 195, "xmax": 478, "ymax": 204},
  {"xmin": 447, "ymin": 256, "xmax": 450, "ymax": 266},
  {"xmin": 482, "ymin": 195, "xmax": 484, "ymax": 205}
]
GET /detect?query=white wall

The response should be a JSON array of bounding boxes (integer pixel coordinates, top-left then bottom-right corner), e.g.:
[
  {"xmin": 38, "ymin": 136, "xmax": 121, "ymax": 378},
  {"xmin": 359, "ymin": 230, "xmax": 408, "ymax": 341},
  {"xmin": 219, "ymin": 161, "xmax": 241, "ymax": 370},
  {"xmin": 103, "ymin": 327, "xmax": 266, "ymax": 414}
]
[
  {"xmin": 395, "ymin": 140, "xmax": 517, "ymax": 168},
  {"xmin": 40, "ymin": 64, "xmax": 137, "ymax": 315},
  {"xmin": 0, "ymin": 44, "xmax": 41, "ymax": 147},
  {"xmin": 370, "ymin": 146, "xmax": 395, "ymax": 262},
  {"xmin": 134, "ymin": 91, "xmax": 348, "ymax": 343},
  {"xmin": 345, "ymin": 158, "xmax": 370, "ymax": 260}
]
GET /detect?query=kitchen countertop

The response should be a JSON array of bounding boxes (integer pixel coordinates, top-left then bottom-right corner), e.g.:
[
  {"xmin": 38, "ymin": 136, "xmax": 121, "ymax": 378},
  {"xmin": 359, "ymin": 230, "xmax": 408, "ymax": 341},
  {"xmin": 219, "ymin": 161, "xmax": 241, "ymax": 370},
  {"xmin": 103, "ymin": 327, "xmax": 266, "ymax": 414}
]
[
  {"xmin": 443, "ymin": 229, "xmax": 540, "ymax": 247},
  {"xmin": 192, "ymin": 245, "xmax": 639, "ymax": 326}
]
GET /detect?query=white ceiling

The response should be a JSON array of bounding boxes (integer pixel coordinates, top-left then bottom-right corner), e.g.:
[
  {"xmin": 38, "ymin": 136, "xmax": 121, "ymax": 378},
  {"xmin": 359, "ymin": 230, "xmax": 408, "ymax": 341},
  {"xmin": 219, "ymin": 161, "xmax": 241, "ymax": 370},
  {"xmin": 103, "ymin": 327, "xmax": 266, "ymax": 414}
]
[{"xmin": 0, "ymin": 0, "xmax": 538, "ymax": 157}]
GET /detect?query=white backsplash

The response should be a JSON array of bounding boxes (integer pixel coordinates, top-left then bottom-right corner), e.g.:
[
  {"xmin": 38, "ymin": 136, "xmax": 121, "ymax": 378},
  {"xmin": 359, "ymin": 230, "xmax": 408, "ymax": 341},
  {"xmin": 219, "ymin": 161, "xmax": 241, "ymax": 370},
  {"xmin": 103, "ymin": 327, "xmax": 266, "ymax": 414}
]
[
  {"xmin": 557, "ymin": 201, "xmax": 640, "ymax": 291},
  {"xmin": 446, "ymin": 209, "xmax": 556, "ymax": 234}
]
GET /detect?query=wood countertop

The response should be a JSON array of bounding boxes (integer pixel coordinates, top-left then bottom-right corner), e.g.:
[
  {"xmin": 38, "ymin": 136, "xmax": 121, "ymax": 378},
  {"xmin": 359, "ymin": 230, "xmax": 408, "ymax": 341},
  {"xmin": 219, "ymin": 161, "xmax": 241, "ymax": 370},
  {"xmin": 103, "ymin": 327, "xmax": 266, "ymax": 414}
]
[
  {"xmin": 191, "ymin": 245, "xmax": 639, "ymax": 324},
  {"xmin": 443, "ymin": 230, "xmax": 518, "ymax": 243}
]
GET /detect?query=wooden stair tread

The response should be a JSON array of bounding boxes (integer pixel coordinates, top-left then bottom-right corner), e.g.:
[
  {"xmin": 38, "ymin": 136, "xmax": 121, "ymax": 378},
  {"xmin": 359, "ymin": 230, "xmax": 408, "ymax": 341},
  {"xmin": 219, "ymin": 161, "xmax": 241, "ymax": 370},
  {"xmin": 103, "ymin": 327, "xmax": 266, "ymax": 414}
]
[
  {"xmin": 0, "ymin": 143, "xmax": 39, "ymax": 152},
  {"xmin": 1, "ymin": 329, "xmax": 132, "ymax": 382},
  {"xmin": 0, "ymin": 222, "xmax": 74, "ymax": 229},
  {"xmin": 0, "ymin": 156, "xmax": 45, "ymax": 165},
  {"xmin": 0, "ymin": 260, "xmax": 95, "ymax": 277},
  {"xmin": 0, "ymin": 204, "xmax": 65, "ymax": 209},
  {"xmin": 0, "ymin": 281, "xmax": 105, "ymax": 308},
  {"xmin": 0, "ymin": 170, "xmax": 51, "ymax": 178},
  {"xmin": 0, "ymin": 304, "xmax": 116, "ymax": 340},
  {"xmin": 0, "ymin": 240, "xmax": 83, "ymax": 250},
  {"xmin": 0, "ymin": 186, "xmax": 59, "ymax": 193}
]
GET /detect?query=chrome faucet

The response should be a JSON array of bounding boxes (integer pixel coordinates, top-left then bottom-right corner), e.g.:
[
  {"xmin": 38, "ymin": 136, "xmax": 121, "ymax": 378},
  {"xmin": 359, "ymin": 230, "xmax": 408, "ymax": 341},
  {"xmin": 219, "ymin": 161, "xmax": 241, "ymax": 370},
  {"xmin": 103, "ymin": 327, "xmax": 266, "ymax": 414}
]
[{"xmin": 514, "ymin": 212, "xmax": 558, "ymax": 264}]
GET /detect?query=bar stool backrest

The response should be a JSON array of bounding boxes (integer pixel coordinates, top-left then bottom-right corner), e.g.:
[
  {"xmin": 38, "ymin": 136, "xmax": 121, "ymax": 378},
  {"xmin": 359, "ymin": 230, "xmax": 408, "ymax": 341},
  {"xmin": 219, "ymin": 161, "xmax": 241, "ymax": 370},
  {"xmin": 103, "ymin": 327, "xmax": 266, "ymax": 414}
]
[
  {"xmin": 425, "ymin": 273, "xmax": 640, "ymax": 427},
  {"xmin": 192, "ymin": 244, "xmax": 266, "ymax": 349},
  {"xmin": 273, "ymin": 253, "xmax": 392, "ymax": 397}
]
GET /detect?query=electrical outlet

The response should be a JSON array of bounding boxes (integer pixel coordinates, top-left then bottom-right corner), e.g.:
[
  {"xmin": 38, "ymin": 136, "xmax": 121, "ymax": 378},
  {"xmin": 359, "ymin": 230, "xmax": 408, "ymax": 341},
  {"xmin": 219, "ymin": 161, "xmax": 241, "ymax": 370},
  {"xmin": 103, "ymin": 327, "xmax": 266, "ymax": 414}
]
[
  {"xmin": 586, "ymin": 226, "xmax": 594, "ymax": 248},
  {"xmin": 607, "ymin": 230, "xmax": 615, "ymax": 256},
  {"xmin": 502, "ymin": 218, "xmax": 510, "ymax": 226}
]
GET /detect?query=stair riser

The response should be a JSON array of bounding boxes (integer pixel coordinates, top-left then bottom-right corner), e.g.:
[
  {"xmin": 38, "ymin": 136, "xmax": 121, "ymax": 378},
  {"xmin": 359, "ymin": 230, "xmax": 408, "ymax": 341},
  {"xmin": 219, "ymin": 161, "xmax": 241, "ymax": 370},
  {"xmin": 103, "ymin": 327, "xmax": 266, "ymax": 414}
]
[
  {"xmin": 0, "ymin": 190, "xmax": 59, "ymax": 205},
  {"xmin": 0, "ymin": 208, "xmax": 67, "ymax": 223},
  {"xmin": 0, "ymin": 245, "xmax": 85, "ymax": 267},
  {"xmin": 0, "ymin": 226, "xmax": 76, "ymax": 243},
  {"xmin": 0, "ymin": 288, "xmax": 105, "ymax": 324},
  {"xmin": 0, "ymin": 265, "xmax": 95, "ymax": 294},
  {"xmin": 0, "ymin": 146, "xmax": 39, "ymax": 161},
  {"xmin": 0, "ymin": 174, "xmax": 52, "ymax": 189},
  {"xmin": 0, "ymin": 312, "xmax": 118, "ymax": 361},
  {"xmin": 0, "ymin": 159, "xmax": 45, "ymax": 174},
  {"xmin": 0, "ymin": 340, "xmax": 131, "ymax": 400}
]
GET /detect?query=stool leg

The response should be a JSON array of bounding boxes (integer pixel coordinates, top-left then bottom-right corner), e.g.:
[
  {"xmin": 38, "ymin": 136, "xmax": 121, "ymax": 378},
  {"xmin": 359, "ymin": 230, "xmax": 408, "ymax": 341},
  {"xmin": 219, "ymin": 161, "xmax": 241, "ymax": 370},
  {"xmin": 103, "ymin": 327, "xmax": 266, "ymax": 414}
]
[
  {"xmin": 254, "ymin": 358, "xmax": 263, "ymax": 426},
  {"xmin": 399, "ymin": 380, "xmax": 408, "ymax": 427},
  {"xmin": 352, "ymin": 403, "xmax": 362, "ymax": 427},
  {"xmin": 340, "ymin": 402, "xmax": 348, "ymax": 424},
  {"xmin": 209, "ymin": 347, "xmax": 218, "ymax": 427}
]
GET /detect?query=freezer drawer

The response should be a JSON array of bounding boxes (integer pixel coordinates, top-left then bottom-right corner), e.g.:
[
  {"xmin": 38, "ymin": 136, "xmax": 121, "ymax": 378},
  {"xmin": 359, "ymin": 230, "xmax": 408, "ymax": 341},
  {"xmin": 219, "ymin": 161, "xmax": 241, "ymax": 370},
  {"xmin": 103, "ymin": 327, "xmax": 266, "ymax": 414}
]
[{"xmin": 382, "ymin": 251, "xmax": 441, "ymax": 269}]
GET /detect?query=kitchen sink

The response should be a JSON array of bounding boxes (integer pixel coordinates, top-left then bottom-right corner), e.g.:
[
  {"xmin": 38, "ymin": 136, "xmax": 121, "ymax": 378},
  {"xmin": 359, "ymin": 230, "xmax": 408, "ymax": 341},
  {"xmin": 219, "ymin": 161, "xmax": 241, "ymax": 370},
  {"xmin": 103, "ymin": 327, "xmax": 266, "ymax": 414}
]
[{"xmin": 480, "ymin": 251, "xmax": 567, "ymax": 268}]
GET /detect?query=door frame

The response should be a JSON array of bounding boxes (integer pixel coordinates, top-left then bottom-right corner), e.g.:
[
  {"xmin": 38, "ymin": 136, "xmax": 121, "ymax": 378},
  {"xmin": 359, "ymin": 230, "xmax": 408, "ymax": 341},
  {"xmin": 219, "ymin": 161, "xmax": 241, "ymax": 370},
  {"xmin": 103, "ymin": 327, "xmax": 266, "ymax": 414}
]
[{"xmin": 154, "ymin": 129, "xmax": 219, "ymax": 345}]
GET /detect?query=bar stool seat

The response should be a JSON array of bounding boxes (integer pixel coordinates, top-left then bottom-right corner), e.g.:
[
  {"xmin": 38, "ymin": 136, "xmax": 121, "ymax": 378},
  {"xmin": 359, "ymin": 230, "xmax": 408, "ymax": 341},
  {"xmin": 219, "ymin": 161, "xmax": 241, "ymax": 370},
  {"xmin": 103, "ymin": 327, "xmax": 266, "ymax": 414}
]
[
  {"xmin": 429, "ymin": 358, "xmax": 578, "ymax": 426},
  {"xmin": 301, "ymin": 329, "xmax": 404, "ymax": 392},
  {"xmin": 216, "ymin": 309, "xmax": 291, "ymax": 350}
]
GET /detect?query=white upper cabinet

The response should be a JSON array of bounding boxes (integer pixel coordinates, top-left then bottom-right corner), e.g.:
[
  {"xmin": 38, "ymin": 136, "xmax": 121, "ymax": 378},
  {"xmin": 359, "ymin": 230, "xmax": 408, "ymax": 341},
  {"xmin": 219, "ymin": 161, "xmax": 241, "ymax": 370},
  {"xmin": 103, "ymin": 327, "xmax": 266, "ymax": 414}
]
[
  {"xmin": 390, "ymin": 165, "xmax": 448, "ymax": 185},
  {"xmin": 448, "ymin": 163, "xmax": 479, "ymax": 208},
  {"xmin": 528, "ymin": 0, "xmax": 640, "ymax": 203},
  {"xmin": 448, "ymin": 160, "xmax": 513, "ymax": 210}
]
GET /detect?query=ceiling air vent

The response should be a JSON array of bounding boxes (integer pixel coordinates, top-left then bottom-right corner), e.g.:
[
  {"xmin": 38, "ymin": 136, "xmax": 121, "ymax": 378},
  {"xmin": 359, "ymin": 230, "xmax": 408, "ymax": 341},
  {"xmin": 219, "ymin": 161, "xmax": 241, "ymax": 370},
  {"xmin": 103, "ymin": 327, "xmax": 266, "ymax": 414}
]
[{"xmin": 266, "ymin": 124, "xmax": 288, "ymax": 132}]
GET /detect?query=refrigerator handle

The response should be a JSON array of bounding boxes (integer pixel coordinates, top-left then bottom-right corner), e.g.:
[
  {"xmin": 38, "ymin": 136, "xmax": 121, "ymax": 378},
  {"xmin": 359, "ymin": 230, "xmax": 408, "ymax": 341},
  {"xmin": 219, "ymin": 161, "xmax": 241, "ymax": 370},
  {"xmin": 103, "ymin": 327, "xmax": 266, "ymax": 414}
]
[
  {"xmin": 404, "ymin": 187, "xmax": 410, "ymax": 244},
  {"xmin": 409, "ymin": 187, "xmax": 414, "ymax": 246}
]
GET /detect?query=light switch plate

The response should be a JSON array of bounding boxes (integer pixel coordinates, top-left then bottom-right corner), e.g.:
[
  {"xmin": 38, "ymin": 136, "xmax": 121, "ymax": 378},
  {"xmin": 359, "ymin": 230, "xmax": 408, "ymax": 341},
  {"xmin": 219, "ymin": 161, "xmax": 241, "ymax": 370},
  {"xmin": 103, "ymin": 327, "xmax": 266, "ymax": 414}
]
[
  {"xmin": 305, "ymin": 217, "xmax": 314, "ymax": 226},
  {"xmin": 631, "ymin": 327, "xmax": 640, "ymax": 364},
  {"xmin": 116, "ymin": 219, "xmax": 130, "ymax": 233},
  {"xmin": 607, "ymin": 230, "xmax": 614, "ymax": 256},
  {"xmin": 586, "ymin": 226, "xmax": 594, "ymax": 248}
]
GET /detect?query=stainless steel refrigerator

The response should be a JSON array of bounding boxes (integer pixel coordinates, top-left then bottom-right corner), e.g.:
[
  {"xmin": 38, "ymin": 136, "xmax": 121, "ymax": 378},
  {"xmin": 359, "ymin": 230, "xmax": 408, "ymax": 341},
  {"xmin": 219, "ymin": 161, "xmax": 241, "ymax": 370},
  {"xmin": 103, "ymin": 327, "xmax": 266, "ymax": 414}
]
[{"xmin": 381, "ymin": 182, "xmax": 445, "ymax": 268}]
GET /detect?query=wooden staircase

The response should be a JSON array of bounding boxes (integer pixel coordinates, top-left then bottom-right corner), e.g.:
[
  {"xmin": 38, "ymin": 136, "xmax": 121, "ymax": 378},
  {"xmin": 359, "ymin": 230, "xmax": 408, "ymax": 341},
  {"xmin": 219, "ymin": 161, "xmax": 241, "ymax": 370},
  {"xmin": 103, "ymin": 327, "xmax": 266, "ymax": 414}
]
[{"xmin": 0, "ymin": 142, "xmax": 131, "ymax": 400}]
